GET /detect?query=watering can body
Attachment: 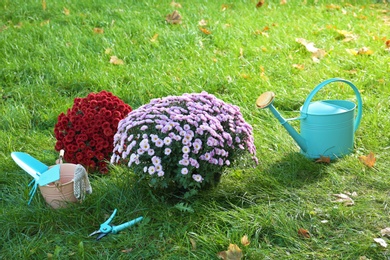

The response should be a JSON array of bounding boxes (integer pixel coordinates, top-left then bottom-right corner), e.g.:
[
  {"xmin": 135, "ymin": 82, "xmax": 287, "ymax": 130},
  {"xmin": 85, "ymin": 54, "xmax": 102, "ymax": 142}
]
[{"xmin": 257, "ymin": 78, "xmax": 363, "ymax": 159}]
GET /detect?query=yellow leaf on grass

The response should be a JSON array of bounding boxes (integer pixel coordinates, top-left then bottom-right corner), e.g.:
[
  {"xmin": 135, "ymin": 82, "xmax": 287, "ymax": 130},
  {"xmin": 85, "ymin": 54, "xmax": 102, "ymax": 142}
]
[
  {"xmin": 217, "ymin": 244, "xmax": 243, "ymax": 260},
  {"xmin": 359, "ymin": 152, "xmax": 376, "ymax": 167},
  {"xmin": 296, "ymin": 38, "xmax": 326, "ymax": 62},
  {"xmin": 42, "ymin": 0, "xmax": 47, "ymax": 11},
  {"xmin": 336, "ymin": 30, "xmax": 358, "ymax": 42},
  {"xmin": 280, "ymin": 0, "xmax": 287, "ymax": 4},
  {"xmin": 105, "ymin": 48, "xmax": 112, "ymax": 54},
  {"xmin": 110, "ymin": 56, "xmax": 124, "ymax": 65},
  {"xmin": 150, "ymin": 33, "xmax": 159, "ymax": 42},
  {"xmin": 63, "ymin": 7, "xmax": 70, "ymax": 16},
  {"xmin": 198, "ymin": 19, "xmax": 207, "ymax": 26},
  {"xmin": 292, "ymin": 64, "xmax": 304, "ymax": 70},
  {"xmin": 166, "ymin": 10, "xmax": 182, "ymax": 24},
  {"xmin": 170, "ymin": 1, "xmax": 182, "ymax": 8},
  {"xmin": 93, "ymin": 27, "xmax": 104, "ymax": 34},
  {"xmin": 241, "ymin": 235, "xmax": 250, "ymax": 246}
]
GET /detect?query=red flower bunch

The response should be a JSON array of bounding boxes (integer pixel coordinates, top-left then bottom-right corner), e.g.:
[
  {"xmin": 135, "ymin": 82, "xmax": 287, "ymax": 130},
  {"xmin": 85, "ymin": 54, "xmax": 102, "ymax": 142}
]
[{"xmin": 54, "ymin": 91, "xmax": 132, "ymax": 173}]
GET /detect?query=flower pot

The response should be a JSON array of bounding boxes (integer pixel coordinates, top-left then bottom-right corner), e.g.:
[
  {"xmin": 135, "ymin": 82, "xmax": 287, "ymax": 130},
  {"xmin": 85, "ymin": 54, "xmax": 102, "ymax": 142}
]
[{"xmin": 39, "ymin": 163, "xmax": 78, "ymax": 209}]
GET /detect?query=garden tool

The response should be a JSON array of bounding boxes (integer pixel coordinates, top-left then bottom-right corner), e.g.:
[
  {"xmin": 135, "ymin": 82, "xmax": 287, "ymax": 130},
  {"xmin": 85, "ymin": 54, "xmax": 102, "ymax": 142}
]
[
  {"xmin": 11, "ymin": 152, "xmax": 61, "ymax": 204},
  {"xmin": 256, "ymin": 78, "xmax": 362, "ymax": 159},
  {"xmin": 89, "ymin": 209, "xmax": 143, "ymax": 240}
]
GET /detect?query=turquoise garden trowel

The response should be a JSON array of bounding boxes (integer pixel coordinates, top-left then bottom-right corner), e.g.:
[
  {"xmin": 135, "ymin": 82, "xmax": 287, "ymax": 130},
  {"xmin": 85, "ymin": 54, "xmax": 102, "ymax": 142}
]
[{"xmin": 11, "ymin": 152, "xmax": 61, "ymax": 205}]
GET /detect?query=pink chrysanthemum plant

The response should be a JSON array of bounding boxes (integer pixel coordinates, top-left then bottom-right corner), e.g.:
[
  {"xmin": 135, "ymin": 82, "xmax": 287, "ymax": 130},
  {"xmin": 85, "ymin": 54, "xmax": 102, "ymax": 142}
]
[
  {"xmin": 54, "ymin": 91, "xmax": 132, "ymax": 173},
  {"xmin": 111, "ymin": 92, "xmax": 257, "ymax": 195}
]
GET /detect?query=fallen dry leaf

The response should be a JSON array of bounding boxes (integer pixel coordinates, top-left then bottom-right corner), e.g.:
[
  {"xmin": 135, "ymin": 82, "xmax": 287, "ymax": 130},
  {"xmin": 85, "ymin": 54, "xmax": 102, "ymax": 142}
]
[
  {"xmin": 42, "ymin": 0, "xmax": 47, "ymax": 11},
  {"xmin": 198, "ymin": 19, "xmax": 207, "ymax": 26},
  {"xmin": 296, "ymin": 38, "xmax": 326, "ymax": 62},
  {"xmin": 166, "ymin": 10, "xmax": 182, "ymax": 24},
  {"xmin": 346, "ymin": 47, "xmax": 374, "ymax": 56},
  {"xmin": 190, "ymin": 238, "xmax": 197, "ymax": 251},
  {"xmin": 150, "ymin": 33, "xmax": 159, "ymax": 42},
  {"xmin": 199, "ymin": 27, "xmax": 211, "ymax": 35},
  {"xmin": 241, "ymin": 235, "xmax": 250, "ymax": 246},
  {"xmin": 217, "ymin": 244, "xmax": 243, "ymax": 260},
  {"xmin": 110, "ymin": 56, "xmax": 124, "ymax": 65},
  {"xmin": 93, "ymin": 27, "xmax": 104, "ymax": 34},
  {"xmin": 121, "ymin": 248, "xmax": 133, "ymax": 253},
  {"xmin": 298, "ymin": 228, "xmax": 310, "ymax": 238},
  {"xmin": 332, "ymin": 193, "xmax": 354, "ymax": 206},
  {"xmin": 170, "ymin": 0, "xmax": 182, "ymax": 8},
  {"xmin": 292, "ymin": 64, "xmax": 304, "ymax": 70},
  {"xmin": 359, "ymin": 152, "xmax": 376, "ymax": 167},
  {"xmin": 374, "ymin": 238, "xmax": 388, "ymax": 248},
  {"xmin": 385, "ymin": 39, "xmax": 390, "ymax": 50},
  {"xmin": 336, "ymin": 30, "xmax": 358, "ymax": 42},
  {"xmin": 221, "ymin": 4, "xmax": 230, "ymax": 11},
  {"xmin": 256, "ymin": 0, "xmax": 265, "ymax": 8},
  {"xmin": 381, "ymin": 228, "xmax": 390, "ymax": 237},
  {"xmin": 63, "ymin": 7, "xmax": 70, "ymax": 16},
  {"xmin": 280, "ymin": 0, "xmax": 287, "ymax": 4},
  {"xmin": 315, "ymin": 156, "xmax": 331, "ymax": 164}
]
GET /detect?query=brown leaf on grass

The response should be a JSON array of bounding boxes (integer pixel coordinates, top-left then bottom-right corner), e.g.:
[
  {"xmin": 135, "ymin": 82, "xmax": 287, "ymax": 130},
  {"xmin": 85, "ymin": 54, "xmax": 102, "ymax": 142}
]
[
  {"xmin": 42, "ymin": 0, "xmax": 47, "ymax": 11},
  {"xmin": 241, "ymin": 235, "xmax": 250, "ymax": 246},
  {"xmin": 326, "ymin": 4, "xmax": 341, "ymax": 10},
  {"xmin": 359, "ymin": 152, "xmax": 376, "ymax": 167},
  {"xmin": 110, "ymin": 56, "xmax": 124, "ymax": 65},
  {"xmin": 332, "ymin": 193, "xmax": 354, "ymax": 206},
  {"xmin": 280, "ymin": 0, "xmax": 287, "ymax": 4},
  {"xmin": 385, "ymin": 39, "xmax": 390, "ymax": 50},
  {"xmin": 63, "ymin": 7, "xmax": 70, "ymax": 16},
  {"xmin": 93, "ymin": 27, "xmax": 104, "ymax": 34},
  {"xmin": 256, "ymin": 0, "xmax": 265, "ymax": 8},
  {"xmin": 170, "ymin": 1, "xmax": 182, "ymax": 8},
  {"xmin": 298, "ymin": 228, "xmax": 310, "ymax": 238},
  {"xmin": 199, "ymin": 27, "xmax": 211, "ymax": 35},
  {"xmin": 315, "ymin": 156, "xmax": 331, "ymax": 164},
  {"xmin": 166, "ymin": 10, "xmax": 182, "ymax": 24},
  {"xmin": 217, "ymin": 244, "xmax": 243, "ymax": 260}
]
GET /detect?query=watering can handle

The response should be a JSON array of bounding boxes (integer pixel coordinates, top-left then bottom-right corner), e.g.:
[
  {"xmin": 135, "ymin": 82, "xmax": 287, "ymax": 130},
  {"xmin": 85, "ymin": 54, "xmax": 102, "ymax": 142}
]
[{"xmin": 301, "ymin": 78, "xmax": 363, "ymax": 132}]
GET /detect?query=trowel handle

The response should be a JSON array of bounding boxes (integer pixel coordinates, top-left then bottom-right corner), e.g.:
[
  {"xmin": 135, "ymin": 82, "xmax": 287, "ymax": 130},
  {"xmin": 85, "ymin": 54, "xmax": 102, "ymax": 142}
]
[{"xmin": 301, "ymin": 78, "xmax": 363, "ymax": 132}]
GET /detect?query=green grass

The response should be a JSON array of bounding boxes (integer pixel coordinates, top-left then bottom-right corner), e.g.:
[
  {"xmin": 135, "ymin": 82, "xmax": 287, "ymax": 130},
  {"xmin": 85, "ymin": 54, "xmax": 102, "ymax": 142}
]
[{"xmin": 1, "ymin": 0, "xmax": 390, "ymax": 259}]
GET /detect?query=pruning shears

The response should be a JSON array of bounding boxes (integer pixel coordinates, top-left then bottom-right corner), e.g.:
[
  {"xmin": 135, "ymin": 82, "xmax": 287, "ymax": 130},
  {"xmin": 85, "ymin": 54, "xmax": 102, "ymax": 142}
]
[{"xmin": 89, "ymin": 209, "xmax": 143, "ymax": 240}]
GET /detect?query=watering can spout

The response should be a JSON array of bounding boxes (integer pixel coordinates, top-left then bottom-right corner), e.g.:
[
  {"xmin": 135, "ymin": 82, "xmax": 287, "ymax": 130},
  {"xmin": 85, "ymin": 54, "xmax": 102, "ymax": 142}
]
[{"xmin": 256, "ymin": 92, "xmax": 308, "ymax": 152}]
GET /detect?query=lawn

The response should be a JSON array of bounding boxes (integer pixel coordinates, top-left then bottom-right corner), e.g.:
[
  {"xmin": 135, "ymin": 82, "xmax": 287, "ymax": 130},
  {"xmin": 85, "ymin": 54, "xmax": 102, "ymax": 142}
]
[{"xmin": 1, "ymin": 0, "xmax": 390, "ymax": 259}]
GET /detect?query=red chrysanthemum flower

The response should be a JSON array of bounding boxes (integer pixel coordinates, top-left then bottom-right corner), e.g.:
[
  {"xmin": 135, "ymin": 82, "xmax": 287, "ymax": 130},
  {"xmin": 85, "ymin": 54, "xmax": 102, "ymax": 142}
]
[{"xmin": 54, "ymin": 90, "xmax": 132, "ymax": 173}]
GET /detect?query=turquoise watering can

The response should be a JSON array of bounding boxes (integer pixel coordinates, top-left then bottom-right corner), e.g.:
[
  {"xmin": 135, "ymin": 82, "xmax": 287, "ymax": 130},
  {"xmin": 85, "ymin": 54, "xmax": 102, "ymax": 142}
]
[{"xmin": 256, "ymin": 78, "xmax": 363, "ymax": 159}]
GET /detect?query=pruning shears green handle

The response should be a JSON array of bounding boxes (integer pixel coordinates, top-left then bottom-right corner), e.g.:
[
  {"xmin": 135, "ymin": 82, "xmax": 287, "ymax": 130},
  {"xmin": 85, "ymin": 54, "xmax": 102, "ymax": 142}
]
[{"xmin": 89, "ymin": 209, "xmax": 143, "ymax": 240}]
